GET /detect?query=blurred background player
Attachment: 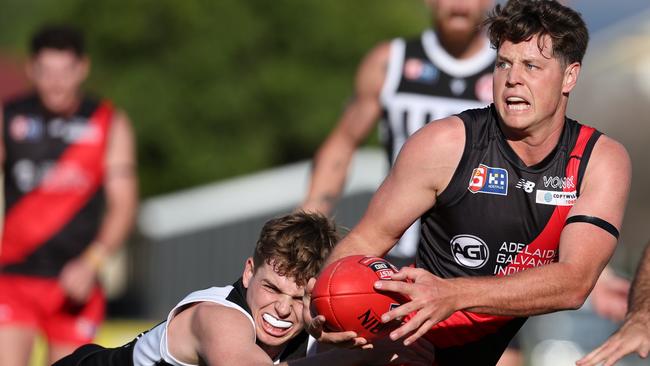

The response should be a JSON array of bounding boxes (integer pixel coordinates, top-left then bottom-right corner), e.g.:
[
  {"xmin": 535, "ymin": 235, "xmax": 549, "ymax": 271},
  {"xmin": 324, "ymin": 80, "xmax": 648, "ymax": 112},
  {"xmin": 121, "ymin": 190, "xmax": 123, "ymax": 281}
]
[
  {"xmin": 577, "ymin": 240, "xmax": 650, "ymax": 366},
  {"xmin": 301, "ymin": 0, "xmax": 495, "ymax": 264},
  {"xmin": 54, "ymin": 212, "xmax": 435, "ymax": 366},
  {"xmin": 0, "ymin": 25, "xmax": 137, "ymax": 365}
]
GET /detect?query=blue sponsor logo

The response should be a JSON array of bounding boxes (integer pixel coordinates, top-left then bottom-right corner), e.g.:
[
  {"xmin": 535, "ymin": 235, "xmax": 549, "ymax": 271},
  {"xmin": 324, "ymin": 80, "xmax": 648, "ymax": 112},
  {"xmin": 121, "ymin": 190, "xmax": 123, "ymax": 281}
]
[{"xmin": 468, "ymin": 164, "xmax": 508, "ymax": 196}]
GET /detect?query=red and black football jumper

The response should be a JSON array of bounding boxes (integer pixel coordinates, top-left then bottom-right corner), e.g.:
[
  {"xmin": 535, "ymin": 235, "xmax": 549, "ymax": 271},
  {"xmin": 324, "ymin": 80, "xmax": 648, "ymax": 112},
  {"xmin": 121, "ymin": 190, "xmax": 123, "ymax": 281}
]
[
  {"xmin": 2, "ymin": 93, "xmax": 113, "ymax": 277},
  {"xmin": 415, "ymin": 105, "xmax": 602, "ymax": 365}
]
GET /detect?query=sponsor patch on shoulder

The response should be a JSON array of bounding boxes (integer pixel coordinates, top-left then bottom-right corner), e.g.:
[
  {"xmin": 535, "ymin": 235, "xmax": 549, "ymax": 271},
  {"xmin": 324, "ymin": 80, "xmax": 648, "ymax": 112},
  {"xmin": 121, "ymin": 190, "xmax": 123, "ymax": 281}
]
[
  {"xmin": 468, "ymin": 164, "xmax": 508, "ymax": 196},
  {"xmin": 535, "ymin": 190, "xmax": 577, "ymax": 206}
]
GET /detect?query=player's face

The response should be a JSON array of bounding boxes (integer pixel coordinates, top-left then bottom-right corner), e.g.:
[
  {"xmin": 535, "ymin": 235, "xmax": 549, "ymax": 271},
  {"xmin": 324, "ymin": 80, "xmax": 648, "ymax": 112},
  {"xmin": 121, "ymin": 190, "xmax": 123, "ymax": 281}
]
[
  {"xmin": 428, "ymin": 0, "xmax": 492, "ymax": 38},
  {"xmin": 242, "ymin": 258, "xmax": 305, "ymax": 353},
  {"xmin": 27, "ymin": 48, "xmax": 88, "ymax": 114},
  {"xmin": 493, "ymin": 34, "xmax": 580, "ymax": 133}
]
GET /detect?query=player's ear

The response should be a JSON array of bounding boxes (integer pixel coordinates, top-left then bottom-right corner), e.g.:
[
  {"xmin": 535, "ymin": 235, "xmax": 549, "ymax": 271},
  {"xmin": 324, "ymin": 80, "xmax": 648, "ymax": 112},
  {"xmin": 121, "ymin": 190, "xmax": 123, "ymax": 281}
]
[
  {"xmin": 562, "ymin": 61, "xmax": 581, "ymax": 94},
  {"xmin": 242, "ymin": 257, "xmax": 255, "ymax": 288}
]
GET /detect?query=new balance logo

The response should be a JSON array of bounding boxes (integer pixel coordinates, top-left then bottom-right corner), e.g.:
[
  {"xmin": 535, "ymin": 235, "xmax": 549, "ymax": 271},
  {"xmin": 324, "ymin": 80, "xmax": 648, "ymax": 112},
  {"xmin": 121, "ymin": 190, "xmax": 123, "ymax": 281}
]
[{"xmin": 516, "ymin": 179, "xmax": 535, "ymax": 193}]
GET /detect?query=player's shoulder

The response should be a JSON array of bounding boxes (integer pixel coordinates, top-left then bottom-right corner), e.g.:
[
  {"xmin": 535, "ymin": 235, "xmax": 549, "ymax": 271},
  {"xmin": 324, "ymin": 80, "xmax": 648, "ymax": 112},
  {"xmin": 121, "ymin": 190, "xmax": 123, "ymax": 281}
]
[
  {"xmin": 410, "ymin": 115, "xmax": 465, "ymax": 147},
  {"xmin": 588, "ymin": 133, "xmax": 631, "ymax": 174},
  {"xmin": 398, "ymin": 115, "xmax": 465, "ymax": 164},
  {"xmin": 360, "ymin": 41, "xmax": 392, "ymax": 68},
  {"xmin": 191, "ymin": 301, "xmax": 255, "ymax": 334}
]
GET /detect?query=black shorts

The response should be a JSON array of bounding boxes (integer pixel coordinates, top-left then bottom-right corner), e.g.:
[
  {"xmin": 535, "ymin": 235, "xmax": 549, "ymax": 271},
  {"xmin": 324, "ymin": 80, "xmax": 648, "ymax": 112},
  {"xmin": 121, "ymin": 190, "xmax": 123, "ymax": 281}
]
[{"xmin": 53, "ymin": 340, "xmax": 135, "ymax": 366}]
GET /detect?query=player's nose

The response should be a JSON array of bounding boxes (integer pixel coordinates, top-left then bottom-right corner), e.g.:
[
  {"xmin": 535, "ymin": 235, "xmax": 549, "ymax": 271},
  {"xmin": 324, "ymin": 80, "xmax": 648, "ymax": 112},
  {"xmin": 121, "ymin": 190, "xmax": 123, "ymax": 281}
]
[{"xmin": 275, "ymin": 295, "xmax": 292, "ymax": 317}]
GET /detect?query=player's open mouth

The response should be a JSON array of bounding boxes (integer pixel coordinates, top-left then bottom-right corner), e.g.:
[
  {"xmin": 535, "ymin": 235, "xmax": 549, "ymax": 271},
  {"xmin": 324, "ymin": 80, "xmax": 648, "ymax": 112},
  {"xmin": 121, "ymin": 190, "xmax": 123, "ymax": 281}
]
[
  {"xmin": 262, "ymin": 313, "xmax": 293, "ymax": 335},
  {"xmin": 506, "ymin": 96, "xmax": 531, "ymax": 111}
]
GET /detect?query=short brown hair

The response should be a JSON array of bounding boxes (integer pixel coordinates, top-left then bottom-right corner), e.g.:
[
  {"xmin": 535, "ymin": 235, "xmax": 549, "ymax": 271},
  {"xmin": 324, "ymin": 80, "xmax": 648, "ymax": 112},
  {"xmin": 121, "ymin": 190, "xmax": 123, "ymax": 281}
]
[
  {"xmin": 253, "ymin": 211, "xmax": 340, "ymax": 287},
  {"xmin": 31, "ymin": 24, "xmax": 85, "ymax": 57},
  {"xmin": 484, "ymin": 0, "xmax": 589, "ymax": 65}
]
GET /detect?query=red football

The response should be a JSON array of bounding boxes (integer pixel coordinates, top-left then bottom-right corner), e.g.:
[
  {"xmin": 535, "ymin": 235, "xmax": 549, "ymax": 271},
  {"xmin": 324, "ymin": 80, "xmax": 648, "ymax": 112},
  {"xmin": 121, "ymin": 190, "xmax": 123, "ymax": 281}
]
[{"xmin": 311, "ymin": 255, "xmax": 408, "ymax": 340}]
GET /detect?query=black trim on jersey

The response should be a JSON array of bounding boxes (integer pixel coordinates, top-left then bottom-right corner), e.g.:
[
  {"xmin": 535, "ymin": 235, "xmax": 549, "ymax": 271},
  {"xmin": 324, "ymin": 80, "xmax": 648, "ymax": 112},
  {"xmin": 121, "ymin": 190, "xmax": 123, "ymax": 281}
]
[
  {"xmin": 565, "ymin": 215, "xmax": 619, "ymax": 239},
  {"xmin": 576, "ymin": 130, "xmax": 602, "ymax": 197},
  {"xmin": 227, "ymin": 278, "xmax": 252, "ymax": 315}
]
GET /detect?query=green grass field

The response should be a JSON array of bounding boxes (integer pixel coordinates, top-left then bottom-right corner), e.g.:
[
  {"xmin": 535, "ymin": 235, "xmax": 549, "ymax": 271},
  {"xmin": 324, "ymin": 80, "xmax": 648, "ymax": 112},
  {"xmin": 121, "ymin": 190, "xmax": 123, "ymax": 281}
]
[{"xmin": 30, "ymin": 319, "xmax": 156, "ymax": 366}]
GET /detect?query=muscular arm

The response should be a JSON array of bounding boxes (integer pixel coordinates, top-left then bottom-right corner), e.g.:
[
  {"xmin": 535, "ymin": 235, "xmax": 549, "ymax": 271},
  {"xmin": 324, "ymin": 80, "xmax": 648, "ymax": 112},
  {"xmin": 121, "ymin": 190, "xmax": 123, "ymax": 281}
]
[
  {"xmin": 628, "ymin": 242, "xmax": 650, "ymax": 329},
  {"xmin": 166, "ymin": 302, "xmax": 275, "ymax": 366},
  {"xmin": 302, "ymin": 43, "xmax": 390, "ymax": 214},
  {"xmin": 323, "ymin": 116, "xmax": 466, "ymax": 266}
]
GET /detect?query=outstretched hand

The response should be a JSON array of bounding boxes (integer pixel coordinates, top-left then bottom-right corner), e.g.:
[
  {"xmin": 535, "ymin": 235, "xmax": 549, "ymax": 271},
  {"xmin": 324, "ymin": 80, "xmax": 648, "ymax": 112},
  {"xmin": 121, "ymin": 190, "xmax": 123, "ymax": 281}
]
[
  {"xmin": 576, "ymin": 315, "xmax": 650, "ymax": 366},
  {"xmin": 373, "ymin": 267, "xmax": 458, "ymax": 346},
  {"xmin": 302, "ymin": 278, "xmax": 369, "ymax": 348}
]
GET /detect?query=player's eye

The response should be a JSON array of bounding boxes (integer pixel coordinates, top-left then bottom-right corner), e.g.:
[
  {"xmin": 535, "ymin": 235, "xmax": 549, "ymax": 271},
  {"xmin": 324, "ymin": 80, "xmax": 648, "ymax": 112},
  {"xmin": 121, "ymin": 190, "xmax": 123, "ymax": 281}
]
[{"xmin": 496, "ymin": 61, "xmax": 509, "ymax": 69}]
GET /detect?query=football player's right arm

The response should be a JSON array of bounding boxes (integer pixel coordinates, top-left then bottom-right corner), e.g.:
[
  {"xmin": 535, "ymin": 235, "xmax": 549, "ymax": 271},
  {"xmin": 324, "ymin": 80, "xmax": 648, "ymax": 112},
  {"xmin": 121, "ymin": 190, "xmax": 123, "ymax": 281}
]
[
  {"xmin": 301, "ymin": 42, "xmax": 390, "ymax": 214},
  {"xmin": 189, "ymin": 303, "xmax": 273, "ymax": 366}
]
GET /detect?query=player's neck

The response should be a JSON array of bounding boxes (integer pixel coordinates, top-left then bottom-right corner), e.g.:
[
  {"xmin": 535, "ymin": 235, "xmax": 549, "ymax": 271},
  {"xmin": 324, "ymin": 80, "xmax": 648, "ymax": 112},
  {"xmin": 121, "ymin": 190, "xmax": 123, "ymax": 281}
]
[
  {"xmin": 437, "ymin": 30, "xmax": 486, "ymax": 60},
  {"xmin": 501, "ymin": 115, "xmax": 566, "ymax": 167}
]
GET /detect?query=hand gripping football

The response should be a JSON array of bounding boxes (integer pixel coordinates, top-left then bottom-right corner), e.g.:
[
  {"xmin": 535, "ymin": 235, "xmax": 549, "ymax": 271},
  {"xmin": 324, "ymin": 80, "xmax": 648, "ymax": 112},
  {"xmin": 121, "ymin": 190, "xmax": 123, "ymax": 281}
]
[{"xmin": 311, "ymin": 255, "xmax": 408, "ymax": 340}]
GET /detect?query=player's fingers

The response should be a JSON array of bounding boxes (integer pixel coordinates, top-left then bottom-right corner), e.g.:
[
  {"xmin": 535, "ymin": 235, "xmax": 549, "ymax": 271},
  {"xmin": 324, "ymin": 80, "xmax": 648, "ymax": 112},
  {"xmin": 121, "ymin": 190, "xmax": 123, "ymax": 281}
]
[
  {"xmin": 403, "ymin": 319, "xmax": 436, "ymax": 346},
  {"xmin": 306, "ymin": 315, "xmax": 324, "ymax": 337},
  {"xmin": 320, "ymin": 330, "xmax": 363, "ymax": 346},
  {"xmin": 391, "ymin": 266, "xmax": 421, "ymax": 281},
  {"xmin": 374, "ymin": 279, "xmax": 410, "ymax": 296},
  {"xmin": 380, "ymin": 298, "xmax": 419, "ymax": 323},
  {"xmin": 388, "ymin": 310, "xmax": 429, "ymax": 340},
  {"xmin": 577, "ymin": 341, "xmax": 616, "ymax": 365}
]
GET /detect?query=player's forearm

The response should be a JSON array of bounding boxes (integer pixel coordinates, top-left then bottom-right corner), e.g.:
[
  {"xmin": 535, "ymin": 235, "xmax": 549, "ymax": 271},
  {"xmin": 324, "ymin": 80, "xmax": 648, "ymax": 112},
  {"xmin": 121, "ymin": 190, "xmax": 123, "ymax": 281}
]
[
  {"xmin": 628, "ymin": 242, "xmax": 650, "ymax": 323},
  {"xmin": 303, "ymin": 136, "xmax": 356, "ymax": 214},
  {"xmin": 83, "ymin": 176, "xmax": 138, "ymax": 267},
  {"xmin": 454, "ymin": 262, "xmax": 594, "ymax": 316}
]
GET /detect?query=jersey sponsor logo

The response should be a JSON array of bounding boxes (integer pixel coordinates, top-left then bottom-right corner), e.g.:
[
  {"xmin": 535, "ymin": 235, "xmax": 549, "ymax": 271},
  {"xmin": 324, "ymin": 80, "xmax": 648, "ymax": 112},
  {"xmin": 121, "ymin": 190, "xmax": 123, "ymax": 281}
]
[
  {"xmin": 10, "ymin": 115, "xmax": 43, "ymax": 142},
  {"xmin": 515, "ymin": 178, "xmax": 535, "ymax": 193},
  {"xmin": 403, "ymin": 58, "xmax": 439, "ymax": 84},
  {"xmin": 49, "ymin": 117, "xmax": 102, "ymax": 144},
  {"xmin": 468, "ymin": 164, "xmax": 508, "ymax": 196},
  {"xmin": 12, "ymin": 159, "xmax": 91, "ymax": 193},
  {"xmin": 450, "ymin": 234, "xmax": 489, "ymax": 269},
  {"xmin": 542, "ymin": 175, "xmax": 575, "ymax": 189},
  {"xmin": 360, "ymin": 257, "xmax": 399, "ymax": 279},
  {"xmin": 475, "ymin": 73, "xmax": 493, "ymax": 103},
  {"xmin": 535, "ymin": 189, "xmax": 577, "ymax": 206}
]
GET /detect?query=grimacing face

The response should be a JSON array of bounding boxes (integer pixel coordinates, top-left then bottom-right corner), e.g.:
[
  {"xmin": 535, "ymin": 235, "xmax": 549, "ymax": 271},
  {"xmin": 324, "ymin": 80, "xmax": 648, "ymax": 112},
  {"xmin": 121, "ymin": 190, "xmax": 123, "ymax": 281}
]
[
  {"xmin": 493, "ymin": 34, "xmax": 580, "ymax": 135},
  {"xmin": 242, "ymin": 258, "xmax": 305, "ymax": 353},
  {"xmin": 27, "ymin": 48, "xmax": 88, "ymax": 114}
]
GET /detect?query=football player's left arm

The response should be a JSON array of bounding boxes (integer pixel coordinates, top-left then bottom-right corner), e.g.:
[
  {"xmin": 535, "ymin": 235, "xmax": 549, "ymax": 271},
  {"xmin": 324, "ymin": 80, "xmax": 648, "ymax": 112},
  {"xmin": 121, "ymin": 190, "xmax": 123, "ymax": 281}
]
[
  {"xmin": 379, "ymin": 136, "xmax": 631, "ymax": 345},
  {"xmin": 59, "ymin": 110, "xmax": 138, "ymax": 303}
]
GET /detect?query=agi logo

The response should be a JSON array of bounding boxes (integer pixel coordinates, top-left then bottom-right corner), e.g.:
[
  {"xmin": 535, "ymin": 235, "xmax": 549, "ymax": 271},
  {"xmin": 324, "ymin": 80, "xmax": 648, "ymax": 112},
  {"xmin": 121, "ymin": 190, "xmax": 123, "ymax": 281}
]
[
  {"xmin": 468, "ymin": 164, "xmax": 508, "ymax": 196},
  {"xmin": 450, "ymin": 235, "xmax": 489, "ymax": 269}
]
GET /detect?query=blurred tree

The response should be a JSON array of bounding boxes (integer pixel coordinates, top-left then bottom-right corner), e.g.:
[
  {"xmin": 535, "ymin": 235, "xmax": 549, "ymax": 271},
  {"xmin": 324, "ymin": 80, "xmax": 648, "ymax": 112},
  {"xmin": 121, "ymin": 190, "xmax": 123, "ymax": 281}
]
[{"xmin": 0, "ymin": 0, "xmax": 428, "ymax": 197}]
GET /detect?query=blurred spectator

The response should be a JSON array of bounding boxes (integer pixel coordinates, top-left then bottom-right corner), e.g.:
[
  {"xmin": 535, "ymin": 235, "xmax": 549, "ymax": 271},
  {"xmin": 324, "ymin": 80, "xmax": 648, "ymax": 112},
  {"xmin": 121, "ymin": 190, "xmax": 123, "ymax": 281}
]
[
  {"xmin": 301, "ymin": 0, "xmax": 496, "ymax": 263},
  {"xmin": 0, "ymin": 25, "xmax": 137, "ymax": 365}
]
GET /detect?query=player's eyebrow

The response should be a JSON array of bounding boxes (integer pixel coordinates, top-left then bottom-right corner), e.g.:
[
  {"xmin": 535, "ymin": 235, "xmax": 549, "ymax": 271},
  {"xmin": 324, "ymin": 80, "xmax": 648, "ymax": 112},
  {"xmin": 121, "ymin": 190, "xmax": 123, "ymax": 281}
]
[{"xmin": 262, "ymin": 279, "xmax": 303, "ymax": 298}]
